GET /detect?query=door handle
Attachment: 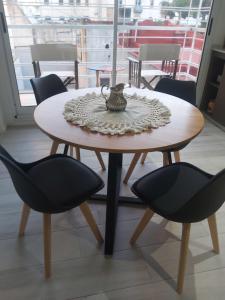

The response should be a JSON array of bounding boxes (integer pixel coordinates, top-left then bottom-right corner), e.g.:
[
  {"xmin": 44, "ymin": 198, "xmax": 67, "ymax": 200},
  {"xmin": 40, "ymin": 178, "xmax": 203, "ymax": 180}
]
[
  {"xmin": 0, "ymin": 12, "xmax": 7, "ymax": 33},
  {"xmin": 207, "ymin": 17, "xmax": 213, "ymax": 36}
]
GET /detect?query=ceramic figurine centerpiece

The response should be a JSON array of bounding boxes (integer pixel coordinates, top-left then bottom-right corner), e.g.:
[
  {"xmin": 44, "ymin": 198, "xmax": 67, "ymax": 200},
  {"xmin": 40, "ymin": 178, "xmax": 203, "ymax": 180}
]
[{"xmin": 101, "ymin": 83, "xmax": 127, "ymax": 112}]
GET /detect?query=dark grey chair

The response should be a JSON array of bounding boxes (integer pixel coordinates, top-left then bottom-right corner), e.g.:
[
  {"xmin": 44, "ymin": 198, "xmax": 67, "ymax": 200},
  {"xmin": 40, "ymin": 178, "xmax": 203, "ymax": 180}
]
[
  {"xmin": 155, "ymin": 78, "xmax": 196, "ymax": 106},
  {"xmin": 30, "ymin": 74, "xmax": 67, "ymax": 105},
  {"xmin": 0, "ymin": 144, "xmax": 104, "ymax": 278},
  {"xmin": 124, "ymin": 78, "xmax": 197, "ymax": 183},
  {"xmin": 30, "ymin": 74, "xmax": 106, "ymax": 170},
  {"xmin": 130, "ymin": 162, "xmax": 222, "ymax": 293},
  {"xmin": 31, "ymin": 74, "xmax": 69, "ymax": 155}
]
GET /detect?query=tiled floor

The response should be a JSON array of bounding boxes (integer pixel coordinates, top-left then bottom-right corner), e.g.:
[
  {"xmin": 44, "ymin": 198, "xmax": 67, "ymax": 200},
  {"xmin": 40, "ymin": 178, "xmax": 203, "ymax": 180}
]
[{"xmin": 0, "ymin": 120, "xmax": 225, "ymax": 299}]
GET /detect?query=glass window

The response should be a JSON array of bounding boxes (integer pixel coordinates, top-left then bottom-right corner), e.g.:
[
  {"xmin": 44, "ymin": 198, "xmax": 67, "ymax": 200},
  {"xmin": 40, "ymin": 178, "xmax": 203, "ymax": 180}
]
[{"xmin": 2, "ymin": 0, "xmax": 214, "ymax": 106}]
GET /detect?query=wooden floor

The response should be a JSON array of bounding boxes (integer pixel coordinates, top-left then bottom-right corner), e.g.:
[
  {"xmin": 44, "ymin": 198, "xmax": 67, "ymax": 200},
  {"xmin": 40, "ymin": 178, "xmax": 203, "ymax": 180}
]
[{"xmin": 0, "ymin": 120, "xmax": 225, "ymax": 299}]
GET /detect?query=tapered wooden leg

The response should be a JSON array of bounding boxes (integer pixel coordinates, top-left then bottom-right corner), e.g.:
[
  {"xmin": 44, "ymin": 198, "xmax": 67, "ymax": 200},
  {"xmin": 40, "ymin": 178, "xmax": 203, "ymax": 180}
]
[
  {"xmin": 123, "ymin": 153, "xmax": 141, "ymax": 184},
  {"xmin": 18, "ymin": 203, "xmax": 31, "ymax": 236},
  {"xmin": 177, "ymin": 223, "xmax": 191, "ymax": 294},
  {"xmin": 70, "ymin": 145, "xmax": 73, "ymax": 157},
  {"xmin": 95, "ymin": 151, "xmax": 106, "ymax": 171},
  {"xmin": 208, "ymin": 214, "xmax": 219, "ymax": 254},
  {"xmin": 75, "ymin": 146, "xmax": 81, "ymax": 161},
  {"xmin": 43, "ymin": 213, "xmax": 51, "ymax": 279},
  {"xmin": 80, "ymin": 202, "xmax": 103, "ymax": 243},
  {"xmin": 141, "ymin": 152, "xmax": 148, "ymax": 164},
  {"xmin": 50, "ymin": 140, "xmax": 59, "ymax": 155},
  {"xmin": 130, "ymin": 208, "xmax": 154, "ymax": 244},
  {"xmin": 163, "ymin": 152, "xmax": 170, "ymax": 166},
  {"xmin": 96, "ymin": 70, "xmax": 100, "ymax": 87},
  {"xmin": 174, "ymin": 151, "xmax": 181, "ymax": 163}
]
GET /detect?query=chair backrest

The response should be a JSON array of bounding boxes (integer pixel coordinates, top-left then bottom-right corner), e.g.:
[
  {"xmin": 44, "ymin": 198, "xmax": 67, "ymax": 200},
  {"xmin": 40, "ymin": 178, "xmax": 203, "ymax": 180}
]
[
  {"xmin": 154, "ymin": 78, "xmax": 196, "ymax": 106},
  {"xmin": 30, "ymin": 74, "xmax": 67, "ymax": 105},
  {"xmin": 139, "ymin": 44, "xmax": 180, "ymax": 61},
  {"xmin": 30, "ymin": 44, "xmax": 78, "ymax": 61},
  {"xmin": 174, "ymin": 168, "xmax": 225, "ymax": 223},
  {"xmin": 0, "ymin": 145, "xmax": 49, "ymax": 212}
]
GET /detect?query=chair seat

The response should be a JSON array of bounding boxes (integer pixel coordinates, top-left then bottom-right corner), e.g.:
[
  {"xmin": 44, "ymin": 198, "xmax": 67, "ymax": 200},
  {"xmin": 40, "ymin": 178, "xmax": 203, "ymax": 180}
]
[
  {"xmin": 41, "ymin": 71, "xmax": 74, "ymax": 78},
  {"xmin": 28, "ymin": 156, "xmax": 104, "ymax": 213},
  {"xmin": 141, "ymin": 69, "xmax": 168, "ymax": 78},
  {"xmin": 132, "ymin": 163, "xmax": 213, "ymax": 222}
]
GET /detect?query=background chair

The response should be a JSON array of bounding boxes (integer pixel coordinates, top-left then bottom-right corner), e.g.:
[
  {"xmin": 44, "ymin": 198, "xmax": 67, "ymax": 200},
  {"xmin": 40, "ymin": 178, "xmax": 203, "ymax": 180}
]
[
  {"xmin": 123, "ymin": 78, "xmax": 196, "ymax": 184},
  {"xmin": 30, "ymin": 73, "xmax": 67, "ymax": 105},
  {"xmin": 155, "ymin": 77, "xmax": 196, "ymax": 106},
  {"xmin": 130, "ymin": 162, "xmax": 223, "ymax": 293},
  {"xmin": 30, "ymin": 74, "xmax": 106, "ymax": 170},
  {"xmin": 128, "ymin": 44, "xmax": 180, "ymax": 89},
  {"xmin": 30, "ymin": 43, "xmax": 79, "ymax": 89},
  {"xmin": 0, "ymin": 144, "xmax": 104, "ymax": 278}
]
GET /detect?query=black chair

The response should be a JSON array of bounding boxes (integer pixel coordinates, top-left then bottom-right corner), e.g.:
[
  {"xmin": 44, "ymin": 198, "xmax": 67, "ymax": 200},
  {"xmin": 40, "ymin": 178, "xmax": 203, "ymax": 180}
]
[
  {"xmin": 152, "ymin": 78, "xmax": 196, "ymax": 164},
  {"xmin": 30, "ymin": 74, "xmax": 67, "ymax": 105},
  {"xmin": 30, "ymin": 74, "xmax": 106, "ymax": 170},
  {"xmin": 123, "ymin": 78, "xmax": 197, "ymax": 184},
  {"xmin": 31, "ymin": 74, "xmax": 69, "ymax": 155},
  {"xmin": 130, "ymin": 162, "xmax": 222, "ymax": 293},
  {"xmin": 0, "ymin": 144, "xmax": 104, "ymax": 278},
  {"xmin": 155, "ymin": 78, "xmax": 196, "ymax": 106}
]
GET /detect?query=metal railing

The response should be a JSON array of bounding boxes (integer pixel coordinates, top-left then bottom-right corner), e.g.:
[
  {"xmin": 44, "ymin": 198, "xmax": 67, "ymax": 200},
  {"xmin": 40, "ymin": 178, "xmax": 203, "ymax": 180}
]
[
  {"xmin": 9, "ymin": 24, "xmax": 205, "ymax": 84},
  {"xmin": 3, "ymin": 0, "xmax": 212, "ymax": 105}
]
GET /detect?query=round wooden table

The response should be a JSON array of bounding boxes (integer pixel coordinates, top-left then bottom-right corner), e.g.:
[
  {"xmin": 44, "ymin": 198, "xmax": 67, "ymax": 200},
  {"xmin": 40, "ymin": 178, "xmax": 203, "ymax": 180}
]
[{"xmin": 34, "ymin": 87, "xmax": 204, "ymax": 255}]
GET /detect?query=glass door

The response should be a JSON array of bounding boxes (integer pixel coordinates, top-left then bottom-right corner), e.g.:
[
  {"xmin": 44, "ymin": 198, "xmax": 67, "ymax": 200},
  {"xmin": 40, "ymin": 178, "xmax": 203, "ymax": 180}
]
[
  {"xmin": 0, "ymin": 0, "xmax": 218, "ymax": 116},
  {"xmin": 0, "ymin": 0, "xmax": 28, "ymax": 119},
  {"xmin": 115, "ymin": 0, "xmax": 215, "ymax": 85},
  {"xmin": 1, "ymin": 0, "xmax": 114, "ymax": 108}
]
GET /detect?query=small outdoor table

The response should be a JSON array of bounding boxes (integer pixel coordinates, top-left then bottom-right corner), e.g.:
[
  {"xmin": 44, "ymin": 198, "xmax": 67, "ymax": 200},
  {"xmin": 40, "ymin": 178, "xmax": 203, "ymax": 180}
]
[{"xmin": 88, "ymin": 65, "xmax": 125, "ymax": 87}]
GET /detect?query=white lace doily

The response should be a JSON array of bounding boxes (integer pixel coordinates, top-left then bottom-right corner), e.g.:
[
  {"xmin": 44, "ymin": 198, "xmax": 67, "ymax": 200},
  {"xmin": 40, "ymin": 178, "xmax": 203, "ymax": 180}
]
[{"xmin": 63, "ymin": 92, "xmax": 171, "ymax": 135}]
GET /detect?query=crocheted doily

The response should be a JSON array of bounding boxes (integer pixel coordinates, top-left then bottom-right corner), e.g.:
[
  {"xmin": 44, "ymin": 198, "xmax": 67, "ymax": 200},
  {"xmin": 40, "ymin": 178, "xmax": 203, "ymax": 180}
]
[{"xmin": 63, "ymin": 92, "xmax": 171, "ymax": 135}]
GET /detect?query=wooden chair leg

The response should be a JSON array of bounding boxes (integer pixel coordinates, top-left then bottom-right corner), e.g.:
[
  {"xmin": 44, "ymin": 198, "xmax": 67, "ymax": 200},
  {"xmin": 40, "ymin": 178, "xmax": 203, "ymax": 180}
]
[
  {"xmin": 163, "ymin": 152, "xmax": 170, "ymax": 166},
  {"xmin": 177, "ymin": 223, "xmax": 191, "ymax": 294},
  {"xmin": 174, "ymin": 151, "xmax": 181, "ymax": 163},
  {"xmin": 18, "ymin": 203, "xmax": 31, "ymax": 236},
  {"xmin": 141, "ymin": 152, "xmax": 148, "ymax": 165},
  {"xmin": 43, "ymin": 213, "xmax": 51, "ymax": 279},
  {"xmin": 123, "ymin": 153, "xmax": 141, "ymax": 184},
  {"xmin": 208, "ymin": 214, "xmax": 219, "ymax": 254},
  {"xmin": 75, "ymin": 146, "xmax": 81, "ymax": 161},
  {"xmin": 50, "ymin": 140, "xmax": 59, "ymax": 155},
  {"xmin": 70, "ymin": 145, "xmax": 73, "ymax": 157},
  {"xmin": 95, "ymin": 151, "xmax": 106, "ymax": 171},
  {"xmin": 80, "ymin": 202, "xmax": 103, "ymax": 243},
  {"xmin": 130, "ymin": 208, "xmax": 154, "ymax": 244}
]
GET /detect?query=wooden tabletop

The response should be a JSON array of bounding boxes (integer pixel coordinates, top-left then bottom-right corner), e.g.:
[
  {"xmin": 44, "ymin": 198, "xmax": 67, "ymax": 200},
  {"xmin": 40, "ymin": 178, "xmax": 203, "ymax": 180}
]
[{"xmin": 34, "ymin": 87, "xmax": 204, "ymax": 153}]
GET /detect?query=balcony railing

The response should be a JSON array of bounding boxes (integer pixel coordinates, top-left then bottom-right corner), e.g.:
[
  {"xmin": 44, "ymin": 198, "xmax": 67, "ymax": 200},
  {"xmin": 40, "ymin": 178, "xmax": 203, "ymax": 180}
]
[{"xmin": 3, "ymin": 0, "xmax": 212, "ymax": 106}]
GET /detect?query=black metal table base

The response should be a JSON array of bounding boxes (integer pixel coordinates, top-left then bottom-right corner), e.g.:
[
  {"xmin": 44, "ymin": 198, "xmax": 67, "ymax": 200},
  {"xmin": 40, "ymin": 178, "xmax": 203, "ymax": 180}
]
[
  {"xmin": 85, "ymin": 151, "xmax": 171, "ymax": 255},
  {"xmin": 89, "ymin": 153, "xmax": 146, "ymax": 256},
  {"xmin": 90, "ymin": 194, "xmax": 144, "ymax": 206},
  {"xmin": 104, "ymin": 153, "xmax": 122, "ymax": 255}
]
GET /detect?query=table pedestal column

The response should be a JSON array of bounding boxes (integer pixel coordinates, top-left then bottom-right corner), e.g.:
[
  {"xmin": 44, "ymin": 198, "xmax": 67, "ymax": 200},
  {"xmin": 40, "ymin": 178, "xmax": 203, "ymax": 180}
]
[{"xmin": 104, "ymin": 153, "xmax": 122, "ymax": 255}]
